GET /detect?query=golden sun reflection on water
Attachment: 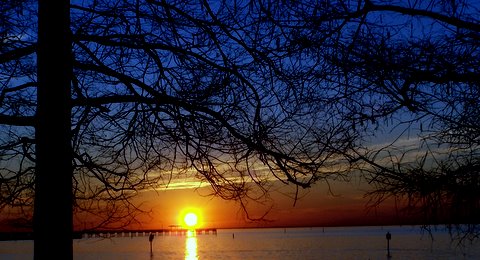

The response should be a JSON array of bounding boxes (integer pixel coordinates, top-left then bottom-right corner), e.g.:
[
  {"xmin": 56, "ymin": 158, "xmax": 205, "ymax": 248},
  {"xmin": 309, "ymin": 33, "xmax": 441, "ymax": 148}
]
[{"xmin": 185, "ymin": 230, "xmax": 198, "ymax": 260}]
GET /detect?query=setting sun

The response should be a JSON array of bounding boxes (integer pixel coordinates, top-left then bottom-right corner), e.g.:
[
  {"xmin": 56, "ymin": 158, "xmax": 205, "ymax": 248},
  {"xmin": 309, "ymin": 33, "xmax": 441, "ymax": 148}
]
[
  {"xmin": 179, "ymin": 208, "xmax": 202, "ymax": 229},
  {"xmin": 184, "ymin": 213, "xmax": 198, "ymax": 227}
]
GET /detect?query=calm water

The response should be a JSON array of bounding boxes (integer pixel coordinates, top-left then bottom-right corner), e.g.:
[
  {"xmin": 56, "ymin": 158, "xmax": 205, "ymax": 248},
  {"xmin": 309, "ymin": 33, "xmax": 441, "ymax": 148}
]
[{"xmin": 1, "ymin": 226, "xmax": 479, "ymax": 259}]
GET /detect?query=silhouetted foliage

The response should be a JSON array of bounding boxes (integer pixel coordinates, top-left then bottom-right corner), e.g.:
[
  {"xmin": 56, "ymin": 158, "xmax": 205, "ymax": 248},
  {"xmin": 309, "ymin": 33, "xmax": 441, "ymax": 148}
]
[
  {"xmin": 303, "ymin": 0, "xmax": 480, "ymax": 240},
  {"xmin": 1, "ymin": 0, "xmax": 479, "ymax": 258}
]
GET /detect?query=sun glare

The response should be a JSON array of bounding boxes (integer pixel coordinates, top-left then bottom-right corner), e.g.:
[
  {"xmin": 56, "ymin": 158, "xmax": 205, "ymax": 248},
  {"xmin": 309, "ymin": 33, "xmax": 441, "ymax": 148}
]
[
  {"xmin": 179, "ymin": 208, "xmax": 202, "ymax": 229},
  {"xmin": 184, "ymin": 213, "xmax": 198, "ymax": 227}
]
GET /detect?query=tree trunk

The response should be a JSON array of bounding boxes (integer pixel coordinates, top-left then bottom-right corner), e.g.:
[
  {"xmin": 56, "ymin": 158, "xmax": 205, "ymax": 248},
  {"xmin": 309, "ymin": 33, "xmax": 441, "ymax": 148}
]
[{"xmin": 35, "ymin": 0, "xmax": 73, "ymax": 259}]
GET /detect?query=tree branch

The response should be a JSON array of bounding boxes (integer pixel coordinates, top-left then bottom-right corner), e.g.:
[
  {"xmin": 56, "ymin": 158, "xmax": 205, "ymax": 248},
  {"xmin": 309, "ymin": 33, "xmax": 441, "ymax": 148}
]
[
  {"xmin": 366, "ymin": 1, "xmax": 480, "ymax": 32},
  {"xmin": 0, "ymin": 114, "xmax": 35, "ymax": 126},
  {"xmin": 0, "ymin": 45, "xmax": 36, "ymax": 64}
]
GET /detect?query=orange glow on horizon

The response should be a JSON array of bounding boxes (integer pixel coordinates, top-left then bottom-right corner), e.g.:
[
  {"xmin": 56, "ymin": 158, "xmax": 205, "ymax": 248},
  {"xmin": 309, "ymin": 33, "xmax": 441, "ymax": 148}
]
[{"xmin": 107, "ymin": 180, "xmax": 409, "ymax": 231}]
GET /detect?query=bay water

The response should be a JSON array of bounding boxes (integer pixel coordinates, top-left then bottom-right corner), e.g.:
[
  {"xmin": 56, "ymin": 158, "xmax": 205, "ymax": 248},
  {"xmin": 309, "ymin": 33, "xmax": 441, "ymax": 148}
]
[{"xmin": 1, "ymin": 226, "xmax": 479, "ymax": 259}]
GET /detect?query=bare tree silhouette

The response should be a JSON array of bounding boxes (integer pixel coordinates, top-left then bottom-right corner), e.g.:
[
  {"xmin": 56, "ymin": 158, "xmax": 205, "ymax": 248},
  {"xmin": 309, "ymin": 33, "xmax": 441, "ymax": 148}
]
[
  {"xmin": 1, "ymin": 0, "xmax": 479, "ymax": 259},
  {"xmin": 293, "ymin": 0, "xmax": 480, "ymax": 240}
]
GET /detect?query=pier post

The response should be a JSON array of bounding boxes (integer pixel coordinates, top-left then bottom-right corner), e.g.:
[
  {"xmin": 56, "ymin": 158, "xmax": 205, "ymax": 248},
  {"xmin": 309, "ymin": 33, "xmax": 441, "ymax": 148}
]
[
  {"xmin": 386, "ymin": 231, "xmax": 392, "ymax": 257},
  {"xmin": 149, "ymin": 233, "xmax": 154, "ymax": 256}
]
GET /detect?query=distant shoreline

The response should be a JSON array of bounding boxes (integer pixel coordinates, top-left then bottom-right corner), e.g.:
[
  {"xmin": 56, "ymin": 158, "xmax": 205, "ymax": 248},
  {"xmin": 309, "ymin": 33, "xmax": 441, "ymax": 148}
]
[{"xmin": 2, "ymin": 223, "xmax": 478, "ymax": 241}]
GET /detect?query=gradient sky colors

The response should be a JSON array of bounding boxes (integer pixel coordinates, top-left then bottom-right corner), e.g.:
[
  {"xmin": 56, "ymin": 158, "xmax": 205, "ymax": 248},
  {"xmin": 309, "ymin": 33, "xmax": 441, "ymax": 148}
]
[{"xmin": 130, "ymin": 175, "xmax": 408, "ymax": 230}]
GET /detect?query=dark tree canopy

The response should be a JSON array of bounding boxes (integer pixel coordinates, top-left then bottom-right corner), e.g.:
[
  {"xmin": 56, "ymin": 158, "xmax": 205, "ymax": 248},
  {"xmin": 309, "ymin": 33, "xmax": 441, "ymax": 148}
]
[
  {"xmin": 1, "ymin": 0, "xmax": 480, "ymax": 258},
  {"xmin": 68, "ymin": 0, "xmax": 358, "ymax": 227}
]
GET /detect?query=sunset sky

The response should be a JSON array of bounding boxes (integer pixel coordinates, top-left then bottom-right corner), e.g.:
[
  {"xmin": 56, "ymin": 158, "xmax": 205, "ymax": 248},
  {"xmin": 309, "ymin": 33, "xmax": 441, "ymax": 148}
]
[
  {"xmin": 128, "ymin": 128, "xmax": 429, "ymax": 230},
  {"xmin": 3, "ymin": 0, "xmax": 475, "ymax": 238},
  {"xmin": 132, "ymin": 174, "xmax": 406, "ymax": 230}
]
